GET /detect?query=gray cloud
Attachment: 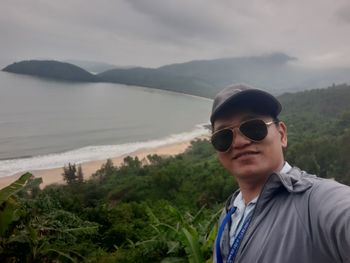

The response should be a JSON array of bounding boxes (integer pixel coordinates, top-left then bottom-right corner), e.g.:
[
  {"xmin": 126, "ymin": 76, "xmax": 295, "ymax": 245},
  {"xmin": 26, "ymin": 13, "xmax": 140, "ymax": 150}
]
[
  {"xmin": 1, "ymin": 0, "xmax": 350, "ymax": 68},
  {"xmin": 335, "ymin": 4, "xmax": 350, "ymax": 24},
  {"xmin": 125, "ymin": 0, "xmax": 233, "ymax": 41}
]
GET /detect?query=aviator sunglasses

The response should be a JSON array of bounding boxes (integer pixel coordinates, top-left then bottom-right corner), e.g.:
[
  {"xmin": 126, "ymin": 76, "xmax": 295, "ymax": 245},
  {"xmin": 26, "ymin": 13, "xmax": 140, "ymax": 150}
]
[{"xmin": 211, "ymin": 119, "xmax": 277, "ymax": 152}]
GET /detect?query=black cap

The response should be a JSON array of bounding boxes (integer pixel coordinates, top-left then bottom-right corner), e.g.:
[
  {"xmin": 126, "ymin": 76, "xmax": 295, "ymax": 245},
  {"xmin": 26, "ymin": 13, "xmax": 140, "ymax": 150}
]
[{"xmin": 210, "ymin": 84, "xmax": 282, "ymax": 124}]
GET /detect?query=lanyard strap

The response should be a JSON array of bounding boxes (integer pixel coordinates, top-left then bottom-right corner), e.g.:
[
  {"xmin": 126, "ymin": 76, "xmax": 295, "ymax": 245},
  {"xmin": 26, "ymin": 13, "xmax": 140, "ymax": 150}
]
[
  {"xmin": 215, "ymin": 207, "xmax": 252, "ymax": 263},
  {"xmin": 216, "ymin": 207, "xmax": 236, "ymax": 263},
  {"xmin": 226, "ymin": 214, "xmax": 252, "ymax": 263}
]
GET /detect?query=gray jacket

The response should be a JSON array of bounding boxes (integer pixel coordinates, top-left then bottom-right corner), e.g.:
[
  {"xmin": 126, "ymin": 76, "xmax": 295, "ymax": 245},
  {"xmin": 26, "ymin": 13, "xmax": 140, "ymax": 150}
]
[{"xmin": 214, "ymin": 166, "xmax": 350, "ymax": 263}]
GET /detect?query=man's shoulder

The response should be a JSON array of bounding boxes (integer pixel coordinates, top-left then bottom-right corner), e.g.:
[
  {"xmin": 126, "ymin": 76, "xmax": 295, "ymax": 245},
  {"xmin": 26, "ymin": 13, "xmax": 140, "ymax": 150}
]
[
  {"xmin": 286, "ymin": 166, "xmax": 348, "ymax": 190},
  {"xmin": 293, "ymin": 167, "xmax": 350, "ymax": 191},
  {"xmin": 277, "ymin": 166, "xmax": 350, "ymax": 207},
  {"xmin": 309, "ymin": 176, "xmax": 350, "ymax": 201},
  {"xmin": 290, "ymin": 167, "xmax": 350, "ymax": 207}
]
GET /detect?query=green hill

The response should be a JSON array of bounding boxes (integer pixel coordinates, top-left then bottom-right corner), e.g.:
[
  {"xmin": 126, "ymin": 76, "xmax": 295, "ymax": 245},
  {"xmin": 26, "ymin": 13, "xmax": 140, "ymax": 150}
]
[
  {"xmin": 96, "ymin": 53, "xmax": 311, "ymax": 96},
  {"xmin": 159, "ymin": 53, "xmax": 301, "ymax": 93},
  {"xmin": 278, "ymin": 83, "xmax": 350, "ymax": 141},
  {"xmin": 2, "ymin": 60, "xmax": 97, "ymax": 82},
  {"xmin": 96, "ymin": 67, "xmax": 214, "ymax": 98},
  {"xmin": 279, "ymin": 83, "xmax": 350, "ymax": 118},
  {"xmin": 158, "ymin": 53, "xmax": 350, "ymax": 95}
]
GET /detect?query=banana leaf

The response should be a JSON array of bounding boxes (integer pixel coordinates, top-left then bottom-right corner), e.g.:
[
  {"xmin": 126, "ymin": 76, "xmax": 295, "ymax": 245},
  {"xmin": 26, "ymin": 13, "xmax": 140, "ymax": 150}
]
[{"xmin": 0, "ymin": 172, "xmax": 32, "ymax": 205}]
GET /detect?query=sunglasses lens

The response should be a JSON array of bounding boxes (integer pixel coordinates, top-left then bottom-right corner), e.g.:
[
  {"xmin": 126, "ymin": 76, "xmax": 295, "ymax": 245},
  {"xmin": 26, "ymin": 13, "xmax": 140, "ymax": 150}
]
[
  {"xmin": 240, "ymin": 119, "xmax": 268, "ymax": 141},
  {"xmin": 211, "ymin": 129, "xmax": 233, "ymax": 152}
]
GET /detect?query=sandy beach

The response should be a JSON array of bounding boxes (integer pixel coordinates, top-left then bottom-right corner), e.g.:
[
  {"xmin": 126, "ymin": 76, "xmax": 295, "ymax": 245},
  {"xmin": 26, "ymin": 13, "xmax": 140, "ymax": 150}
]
[{"xmin": 0, "ymin": 140, "xmax": 199, "ymax": 189}]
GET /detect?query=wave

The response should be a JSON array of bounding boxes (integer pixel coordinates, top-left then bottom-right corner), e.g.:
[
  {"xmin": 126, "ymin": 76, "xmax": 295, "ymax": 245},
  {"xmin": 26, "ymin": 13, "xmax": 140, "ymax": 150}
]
[{"xmin": 0, "ymin": 124, "xmax": 210, "ymax": 178}]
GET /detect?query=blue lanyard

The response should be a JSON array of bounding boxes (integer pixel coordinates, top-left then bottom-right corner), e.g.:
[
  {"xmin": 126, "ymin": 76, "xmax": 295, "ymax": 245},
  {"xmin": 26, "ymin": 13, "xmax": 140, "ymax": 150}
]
[{"xmin": 216, "ymin": 207, "xmax": 252, "ymax": 263}]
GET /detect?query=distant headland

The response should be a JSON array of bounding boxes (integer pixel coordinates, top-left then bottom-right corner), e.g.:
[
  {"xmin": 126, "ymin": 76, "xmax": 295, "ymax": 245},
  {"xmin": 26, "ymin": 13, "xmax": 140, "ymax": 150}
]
[
  {"xmin": 3, "ymin": 53, "xmax": 350, "ymax": 98},
  {"xmin": 3, "ymin": 60, "xmax": 97, "ymax": 82}
]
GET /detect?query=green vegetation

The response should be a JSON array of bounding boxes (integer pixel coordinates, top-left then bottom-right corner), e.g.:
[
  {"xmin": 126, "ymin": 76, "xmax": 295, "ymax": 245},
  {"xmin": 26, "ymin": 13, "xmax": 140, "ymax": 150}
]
[
  {"xmin": 1, "ymin": 84, "xmax": 350, "ymax": 262},
  {"xmin": 0, "ymin": 140, "xmax": 232, "ymax": 262},
  {"xmin": 280, "ymin": 84, "xmax": 350, "ymax": 184}
]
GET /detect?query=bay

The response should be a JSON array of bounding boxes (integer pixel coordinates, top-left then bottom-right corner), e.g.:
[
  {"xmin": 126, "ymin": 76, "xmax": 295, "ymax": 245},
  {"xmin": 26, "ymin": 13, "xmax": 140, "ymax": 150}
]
[{"xmin": 0, "ymin": 71, "xmax": 212, "ymax": 177}]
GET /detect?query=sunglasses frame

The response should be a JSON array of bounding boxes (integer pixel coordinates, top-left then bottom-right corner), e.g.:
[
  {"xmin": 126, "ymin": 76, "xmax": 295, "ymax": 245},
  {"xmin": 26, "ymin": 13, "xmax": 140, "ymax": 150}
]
[{"xmin": 211, "ymin": 118, "xmax": 278, "ymax": 152}]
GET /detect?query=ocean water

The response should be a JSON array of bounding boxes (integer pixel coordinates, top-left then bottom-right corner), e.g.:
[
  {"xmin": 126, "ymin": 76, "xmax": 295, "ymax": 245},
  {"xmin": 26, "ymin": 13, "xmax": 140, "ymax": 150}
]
[{"xmin": 0, "ymin": 71, "xmax": 212, "ymax": 177}]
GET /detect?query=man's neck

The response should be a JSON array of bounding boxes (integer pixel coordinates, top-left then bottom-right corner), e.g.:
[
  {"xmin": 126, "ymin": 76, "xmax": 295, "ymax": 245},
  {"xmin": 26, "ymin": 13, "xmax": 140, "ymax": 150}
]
[
  {"xmin": 237, "ymin": 162, "xmax": 287, "ymax": 204},
  {"xmin": 238, "ymin": 181, "xmax": 264, "ymax": 205}
]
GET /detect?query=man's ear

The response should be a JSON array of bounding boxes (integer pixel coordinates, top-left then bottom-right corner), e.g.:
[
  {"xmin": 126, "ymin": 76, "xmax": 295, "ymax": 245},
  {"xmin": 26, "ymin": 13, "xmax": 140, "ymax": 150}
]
[{"xmin": 278, "ymin": 121, "xmax": 288, "ymax": 148}]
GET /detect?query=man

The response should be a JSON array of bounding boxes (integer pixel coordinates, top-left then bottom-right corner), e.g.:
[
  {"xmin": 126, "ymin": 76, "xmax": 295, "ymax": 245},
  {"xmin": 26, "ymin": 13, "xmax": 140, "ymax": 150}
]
[{"xmin": 211, "ymin": 84, "xmax": 350, "ymax": 263}]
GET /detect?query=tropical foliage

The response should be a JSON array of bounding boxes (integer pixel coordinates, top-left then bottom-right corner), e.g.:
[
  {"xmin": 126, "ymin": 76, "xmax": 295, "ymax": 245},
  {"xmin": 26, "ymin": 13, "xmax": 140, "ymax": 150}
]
[{"xmin": 1, "ymin": 84, "xmax": 350, "ymax": 262}]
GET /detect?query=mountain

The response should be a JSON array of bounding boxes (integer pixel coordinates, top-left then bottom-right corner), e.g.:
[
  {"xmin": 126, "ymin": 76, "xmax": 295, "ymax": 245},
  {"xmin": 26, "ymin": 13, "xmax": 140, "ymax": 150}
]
[
  {"xmin": 96, "ymin": 67, "xmax": 214, "ymax": 98},
  {"xmin": 2, "ymin": 60, "xmax": 97, "ymax": 82},
  {"xmin": 96, "ymin": 53, "xmax": 319, "ymax": 97},
  {"xmin": 64, "ymin": 59, "xmax": 123, "ymax": 74},
  {"xmin": 96, "ymin": 52, "xmax": 350, "ymax": 96},
  {"xmin": 158, "ymin": 53, "xmax": 350, "ymax": 95},
  {"xmin": 159, "ymin": 53, "xmax": 297, "ymax": 89},
  {"xmin": 3, "ymin": 54, "xmax": 350, "ymax": 98}
]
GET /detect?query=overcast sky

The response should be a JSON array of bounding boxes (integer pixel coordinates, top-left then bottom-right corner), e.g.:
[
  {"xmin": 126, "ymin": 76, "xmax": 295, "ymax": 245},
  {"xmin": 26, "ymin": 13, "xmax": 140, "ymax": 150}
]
[{"xmin": 1, "ymin": 0, "xmax": 350, "ymax": 68}]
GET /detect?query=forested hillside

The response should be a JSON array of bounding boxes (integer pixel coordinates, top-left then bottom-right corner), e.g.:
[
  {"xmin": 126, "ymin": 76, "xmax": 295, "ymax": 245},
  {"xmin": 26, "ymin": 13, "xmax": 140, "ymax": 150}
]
[
  {"xmin": 96, "ymin": 67, "xmax": 214, "ymax": 98},
  {"xmin": 1, "ymin": 84, "xmax": 350, "ymax": 262},
  {"xmin": 279, "ymin": 83, "xmax": 350, "ymax": 183}
]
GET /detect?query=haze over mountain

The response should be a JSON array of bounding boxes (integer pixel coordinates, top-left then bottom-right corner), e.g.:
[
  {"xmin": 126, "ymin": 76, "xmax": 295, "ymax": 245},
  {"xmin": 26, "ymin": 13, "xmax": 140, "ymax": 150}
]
[
  {"xmin": 3, "ymin": 53, "xmax": 350, "ymax": 98},
  {"xmin": 64, "ymin": 60, "xmax": 134, "ymax": 74}
]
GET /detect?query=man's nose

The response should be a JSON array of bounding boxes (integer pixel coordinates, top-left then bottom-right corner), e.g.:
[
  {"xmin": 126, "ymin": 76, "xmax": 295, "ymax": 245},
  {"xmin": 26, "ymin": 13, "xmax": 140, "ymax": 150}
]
[{"xmin": 232, "ymin": 129, "xmax": 251, "ymax": 149}]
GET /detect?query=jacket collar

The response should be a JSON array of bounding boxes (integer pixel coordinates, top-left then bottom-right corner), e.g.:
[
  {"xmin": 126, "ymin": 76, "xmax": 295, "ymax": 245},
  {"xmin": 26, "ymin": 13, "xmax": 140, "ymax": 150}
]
[
  {"xmin": 275, "ymin": 166, "xmax": 315, "ymax": 193},
  {"xmin": 225, "ymin": 166, "xmax": 314, "ymax": 211}
]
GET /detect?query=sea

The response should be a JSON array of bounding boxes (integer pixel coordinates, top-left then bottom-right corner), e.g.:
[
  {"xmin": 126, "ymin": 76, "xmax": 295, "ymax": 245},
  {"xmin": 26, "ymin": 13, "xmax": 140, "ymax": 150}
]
[{"xmin": 0, "ymin": 71, "xmax": 212, "ymax": 178}]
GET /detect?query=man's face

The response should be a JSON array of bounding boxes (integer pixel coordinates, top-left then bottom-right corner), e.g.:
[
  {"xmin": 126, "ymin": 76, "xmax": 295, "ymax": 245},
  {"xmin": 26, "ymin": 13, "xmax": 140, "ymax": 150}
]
[{"xmin": 213, "ymin": 111, "xmax": 287, "ymax": 182}]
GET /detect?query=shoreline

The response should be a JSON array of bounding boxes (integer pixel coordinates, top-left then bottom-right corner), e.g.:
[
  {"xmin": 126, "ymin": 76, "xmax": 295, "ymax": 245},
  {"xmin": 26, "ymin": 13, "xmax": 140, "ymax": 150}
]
[
  {"xmin": 0, "ymin": 138, "xmax": 207, "ymax": 189},
  {"xmin": 0, "ymin": 124, "xmax": 210, "ymax": 179}
]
